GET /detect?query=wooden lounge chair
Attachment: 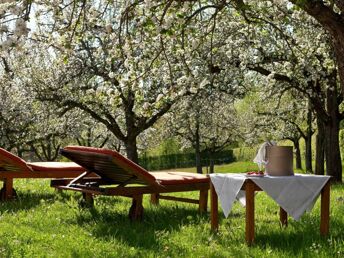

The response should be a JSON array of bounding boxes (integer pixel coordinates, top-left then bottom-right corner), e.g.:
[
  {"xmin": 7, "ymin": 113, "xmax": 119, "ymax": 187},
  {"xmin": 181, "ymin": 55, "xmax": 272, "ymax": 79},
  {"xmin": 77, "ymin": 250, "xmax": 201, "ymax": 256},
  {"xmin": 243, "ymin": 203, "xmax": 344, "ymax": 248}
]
[
  {"xmin": 0, "ymin": 147, "xmax": 86, "ymax": 201},
  {"xmin": 51, "ymin": 146, "xmax": 209, "ymax": 220}
]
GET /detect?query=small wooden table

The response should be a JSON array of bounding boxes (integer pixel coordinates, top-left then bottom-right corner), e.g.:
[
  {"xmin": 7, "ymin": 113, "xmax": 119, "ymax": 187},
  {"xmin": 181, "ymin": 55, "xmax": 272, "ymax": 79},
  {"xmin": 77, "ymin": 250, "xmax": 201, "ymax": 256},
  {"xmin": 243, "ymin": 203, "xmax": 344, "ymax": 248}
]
[{"xmin": 210, "ymin": 179, "xmax": 331, "ymax": 245}]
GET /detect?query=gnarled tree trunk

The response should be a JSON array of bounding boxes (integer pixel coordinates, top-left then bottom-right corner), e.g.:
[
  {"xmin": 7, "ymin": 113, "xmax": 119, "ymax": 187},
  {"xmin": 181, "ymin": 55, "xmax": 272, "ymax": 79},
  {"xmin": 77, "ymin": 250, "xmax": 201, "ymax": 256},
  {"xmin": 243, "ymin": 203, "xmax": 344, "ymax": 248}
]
[
  {"xmin": 324, "ymin": 86, "xmax": 342, "ymax": 182},
  {"xmin": 125, "ymin": 137, "xmax": 139, "ymax": 164}
]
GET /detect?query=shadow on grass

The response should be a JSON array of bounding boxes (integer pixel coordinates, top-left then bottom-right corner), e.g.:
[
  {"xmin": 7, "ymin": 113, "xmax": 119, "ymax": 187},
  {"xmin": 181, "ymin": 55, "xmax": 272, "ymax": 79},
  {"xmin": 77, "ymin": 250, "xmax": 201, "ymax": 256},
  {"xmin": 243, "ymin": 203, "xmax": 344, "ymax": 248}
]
[
  {"xmin": 69, "ymin": 197, "xmax": 208, "ymax": 251},
  {"xmin": 0, "ymin": 191, "xmax": 57, "ymax": 213},
  {"xmin": 0, "ymin": 189, "xmax": 78, "ymax": 213},
  {"xmin": 254, "ymin": 216, "xmax": 344, "ymax": 256}
]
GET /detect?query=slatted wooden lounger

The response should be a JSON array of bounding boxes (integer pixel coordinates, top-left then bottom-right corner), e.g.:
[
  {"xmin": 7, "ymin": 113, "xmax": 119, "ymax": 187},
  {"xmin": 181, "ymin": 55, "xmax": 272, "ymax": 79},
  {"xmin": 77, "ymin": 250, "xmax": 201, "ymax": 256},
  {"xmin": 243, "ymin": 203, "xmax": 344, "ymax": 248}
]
[
  {"xmin": 0, "ymin": 147, "xmax": 86, "ymax": 201},
  {"xmin": 51, "ymin": 146, "xmax": 210, "ymax": 220}
]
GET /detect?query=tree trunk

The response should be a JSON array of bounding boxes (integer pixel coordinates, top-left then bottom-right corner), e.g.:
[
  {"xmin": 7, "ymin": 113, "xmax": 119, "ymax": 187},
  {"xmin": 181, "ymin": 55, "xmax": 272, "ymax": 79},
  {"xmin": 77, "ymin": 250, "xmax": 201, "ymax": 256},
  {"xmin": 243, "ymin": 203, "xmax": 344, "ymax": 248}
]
[
  {"xmin": 315, "ymin": 118, "xmax": 325, "ymax": 175},
  {"xmin": 17, "ymin": 147, "xmax": 24, "ymax": 158},
  {"xmin": 125, "ymin": 137, "xmax": 139, "ymax": 164},
  {"xmin": 295, "ymin": 2, "xmax": 344, "ymax": 97},
  {"xmin": 293, "ymin": 138, "xmax": 302, "ymax": 170},
  {"xmin": 305, "ymin": 106, "xmax": 313, "ymax": 173},
  {"xmin": 324, "ymin": 122, "xmax": 342, "ymax": 182},
  {"xmin": 290, "ymin": 2, "xmax": 344, "ymax": 181},
  {"xmin": 209, "ymin": 159, "xmax": 215, "ymax": 174},
  {"xmin": 87, "ymin": 127, "xmax": 92, "ymax": 146},
  {"xmin": 194, "ymin": 115, "xmax": 203, "ymax": 174},
  {"xmin": 195, "ymin": 140, "xmax": 203, "ymax": 174},
  {"xmin": 324, "ymin": 86, "xmax": 342, "ymax": 182}
]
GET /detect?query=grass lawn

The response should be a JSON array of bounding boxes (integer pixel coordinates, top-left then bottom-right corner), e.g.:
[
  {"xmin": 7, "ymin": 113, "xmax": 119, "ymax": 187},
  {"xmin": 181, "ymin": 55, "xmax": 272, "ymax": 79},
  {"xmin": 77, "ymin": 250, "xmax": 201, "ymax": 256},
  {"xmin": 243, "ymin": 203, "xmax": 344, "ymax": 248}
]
[{"xmin": 0, "ymin": 161, "xmax": 343, "ymax": 257}]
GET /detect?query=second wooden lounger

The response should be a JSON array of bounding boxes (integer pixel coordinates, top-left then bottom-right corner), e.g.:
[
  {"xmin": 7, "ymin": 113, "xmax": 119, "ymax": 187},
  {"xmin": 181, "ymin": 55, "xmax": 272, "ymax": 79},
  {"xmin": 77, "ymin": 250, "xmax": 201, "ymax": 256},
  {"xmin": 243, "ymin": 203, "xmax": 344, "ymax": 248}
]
[{"xmin": 51, "ymin": 146, "xmax": 209, "ymax": 220}]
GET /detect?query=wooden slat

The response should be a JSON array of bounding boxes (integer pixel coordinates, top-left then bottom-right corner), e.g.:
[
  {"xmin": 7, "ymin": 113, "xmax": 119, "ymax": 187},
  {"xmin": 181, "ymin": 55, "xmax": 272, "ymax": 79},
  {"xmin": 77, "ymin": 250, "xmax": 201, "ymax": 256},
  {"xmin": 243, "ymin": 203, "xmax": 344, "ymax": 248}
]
[
  {"xmin": 0, "ymin": 170, "xmax": 87, "ymax": 179},
  {"xmin": 104, "ymin": 183, "xmax": 209, "ymax": 196},
  {"xmin": 55, "ymin": 182, "xmax": 209, "ymax": 197},
  {"xmin": 60, "ymin": 150, "xmax": 149, "ymax": 185},
  {"xmin": 158, "ymin": 195, "xmax": 199, "ymax": 204}
]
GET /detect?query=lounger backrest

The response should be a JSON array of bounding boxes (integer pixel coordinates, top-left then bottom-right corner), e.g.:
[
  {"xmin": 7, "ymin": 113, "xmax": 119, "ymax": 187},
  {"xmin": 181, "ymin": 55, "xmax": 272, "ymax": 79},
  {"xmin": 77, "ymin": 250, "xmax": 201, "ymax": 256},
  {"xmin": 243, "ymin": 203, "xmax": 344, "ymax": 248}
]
[
  {"xmin": 0, "ymin": 147, "xmax": 33, "ymax": 172},
  {"xmin": 62, "ymin": 146, "xmax": 159, "ymax": 186}
]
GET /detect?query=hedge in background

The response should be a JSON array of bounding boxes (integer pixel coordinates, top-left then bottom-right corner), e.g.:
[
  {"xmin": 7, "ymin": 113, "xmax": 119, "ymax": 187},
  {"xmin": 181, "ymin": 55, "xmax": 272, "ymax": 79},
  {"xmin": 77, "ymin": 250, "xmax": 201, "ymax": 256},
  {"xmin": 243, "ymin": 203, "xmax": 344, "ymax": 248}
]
[{"xmin": 139, "ymin": 150, "xmax": 235, "ymax": 171}]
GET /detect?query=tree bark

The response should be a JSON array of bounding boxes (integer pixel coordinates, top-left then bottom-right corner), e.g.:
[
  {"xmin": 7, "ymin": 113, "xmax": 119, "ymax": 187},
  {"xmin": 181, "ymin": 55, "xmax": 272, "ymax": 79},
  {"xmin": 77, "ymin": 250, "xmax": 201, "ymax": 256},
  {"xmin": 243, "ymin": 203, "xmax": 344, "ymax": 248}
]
[
  {"xmin": 293, "ymin": 138, "xmax": 302, "ymax": 170},
  {"xmin": 195, "ymin": 140, "xmax": 203, "ymax": 174},
  {"xmin": 315, "ymin": 118, "xmax": 325, "ymax": 175},
  {"xmin": 209, "ymin": 159, "xmax": 215, "ymax": 174},
  {"xmin": 324, "ymin": 122, "xmax": 341, "ymax": 182},
  {"xmin": 194, "ymin": 117, "xmax": 203, "ymax": 174},
  {"xmin": 304, "ymin": 106, "xmax": 313, "ymax": 173},
  {"xmin": 324, "ymin": 86, "xmax": 342, "ymax": 182},
  {"xmin": 195, "ymin": 146, "xmax": 202, "ymax": 174},
  {"xmin": 125, "ymin": 137, "xmax": 139, "ymax": 164}
]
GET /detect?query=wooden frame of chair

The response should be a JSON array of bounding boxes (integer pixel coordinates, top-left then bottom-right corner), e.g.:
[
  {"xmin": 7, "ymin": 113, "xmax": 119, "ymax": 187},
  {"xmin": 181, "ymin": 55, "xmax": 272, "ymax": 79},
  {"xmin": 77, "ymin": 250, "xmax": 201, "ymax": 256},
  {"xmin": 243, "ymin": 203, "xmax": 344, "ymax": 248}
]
[
  {"xmin": 51, "ymin": 146, "xmax": 209, "ymax": 220},
  {"xmin": 0, "ymin": 147, "xmax": 87, "ymax": 201}
]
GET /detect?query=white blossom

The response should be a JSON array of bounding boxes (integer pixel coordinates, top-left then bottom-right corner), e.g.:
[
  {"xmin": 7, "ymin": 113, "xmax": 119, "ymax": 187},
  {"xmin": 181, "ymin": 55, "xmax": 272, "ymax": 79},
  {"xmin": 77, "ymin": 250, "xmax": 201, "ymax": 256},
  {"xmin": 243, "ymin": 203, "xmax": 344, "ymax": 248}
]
[
  {"xmin": 86, "ymin": 89, "xmax": 95, "ymax": 95},
  {"xmin": 189, "ymin": 87, "xmax": 197, "ymax": 94},
  {"xmin": 109, "ymin": 72, "xmax": 115, "ymax": 79},
  {"xmin": 142, "ymin": 102, "xmax": 150, "ymax": 110},
  {"xmin": 156, "ymin": 94, "xmax": 164, "ymax": 102},
  {"xmin": 200, "ymin": 79, "xmax": 209, "ymax": 89}
]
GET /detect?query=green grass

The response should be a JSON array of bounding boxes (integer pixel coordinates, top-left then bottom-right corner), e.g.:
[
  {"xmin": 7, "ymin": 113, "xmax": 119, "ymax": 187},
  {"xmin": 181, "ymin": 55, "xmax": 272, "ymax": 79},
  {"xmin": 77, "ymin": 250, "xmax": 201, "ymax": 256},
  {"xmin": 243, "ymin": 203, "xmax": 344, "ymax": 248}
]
[{"xmin": 0, "ymin": 162, "xmax": 343, "ymax": 257}]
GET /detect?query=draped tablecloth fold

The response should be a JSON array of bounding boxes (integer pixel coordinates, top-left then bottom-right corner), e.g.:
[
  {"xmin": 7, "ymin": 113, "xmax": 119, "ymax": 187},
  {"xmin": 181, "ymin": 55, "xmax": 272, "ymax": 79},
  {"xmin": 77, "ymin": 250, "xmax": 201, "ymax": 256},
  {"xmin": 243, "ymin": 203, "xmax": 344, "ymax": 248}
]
[{"xmin": 210, "ymin": 173, "xmax": 330, "ymax": 220}]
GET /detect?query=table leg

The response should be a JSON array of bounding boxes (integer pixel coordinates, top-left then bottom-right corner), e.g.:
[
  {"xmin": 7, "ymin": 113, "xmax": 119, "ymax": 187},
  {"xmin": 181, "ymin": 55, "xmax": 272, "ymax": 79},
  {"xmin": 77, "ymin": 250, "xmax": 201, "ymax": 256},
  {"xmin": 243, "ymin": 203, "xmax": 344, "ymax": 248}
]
[
  {"xmin": 320, "ymin": 181, "xmax": 330, "ymax": 236},
  {"xmin": 280, "ymin": 207, "xmax": 288, "ymax": 227},
  {"xmin": 246, "ymin": 180, "xmax": 255, "ymax": 245},
  {"xmin": 210, "ymin": 182, "xmax": 219, "ymax": 232}
]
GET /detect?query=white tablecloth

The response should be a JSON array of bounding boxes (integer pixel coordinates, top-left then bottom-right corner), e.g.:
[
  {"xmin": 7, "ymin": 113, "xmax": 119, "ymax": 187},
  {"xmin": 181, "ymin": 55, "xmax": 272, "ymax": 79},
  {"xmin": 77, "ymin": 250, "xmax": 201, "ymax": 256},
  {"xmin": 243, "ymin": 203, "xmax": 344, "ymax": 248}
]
[{"xmin": 210, "ymin": 173, "xmax": 330, "ymax": 220}]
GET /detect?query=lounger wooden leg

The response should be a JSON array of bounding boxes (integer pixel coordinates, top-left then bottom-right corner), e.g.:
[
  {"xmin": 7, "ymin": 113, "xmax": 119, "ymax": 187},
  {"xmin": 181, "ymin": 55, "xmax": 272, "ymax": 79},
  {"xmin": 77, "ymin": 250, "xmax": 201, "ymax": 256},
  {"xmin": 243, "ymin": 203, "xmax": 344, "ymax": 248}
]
[
  {"xmin": 1, "ymin": 178, "xmax": 15, "ymax": 201},
  {"xmin": 55, "ymin": 188, "xmax": 63, "ymax": 194},
  {"xmin": 80, "ymin": 192, "xmax": 94, "ymax": 208},
  {"xmin": 150, "ymin": 193, "xmax": 160, "ymax": 205},
  {"xmin": 280, "ymin": 207, "xmax": 288, "ymax": 227},
  {"xmin": 199, "ymin": 189, "xmax": 208, "ymax": 213},
  {"xmin": 129, "ymin": 195, "xmax": 144, "ymax": 221}
]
